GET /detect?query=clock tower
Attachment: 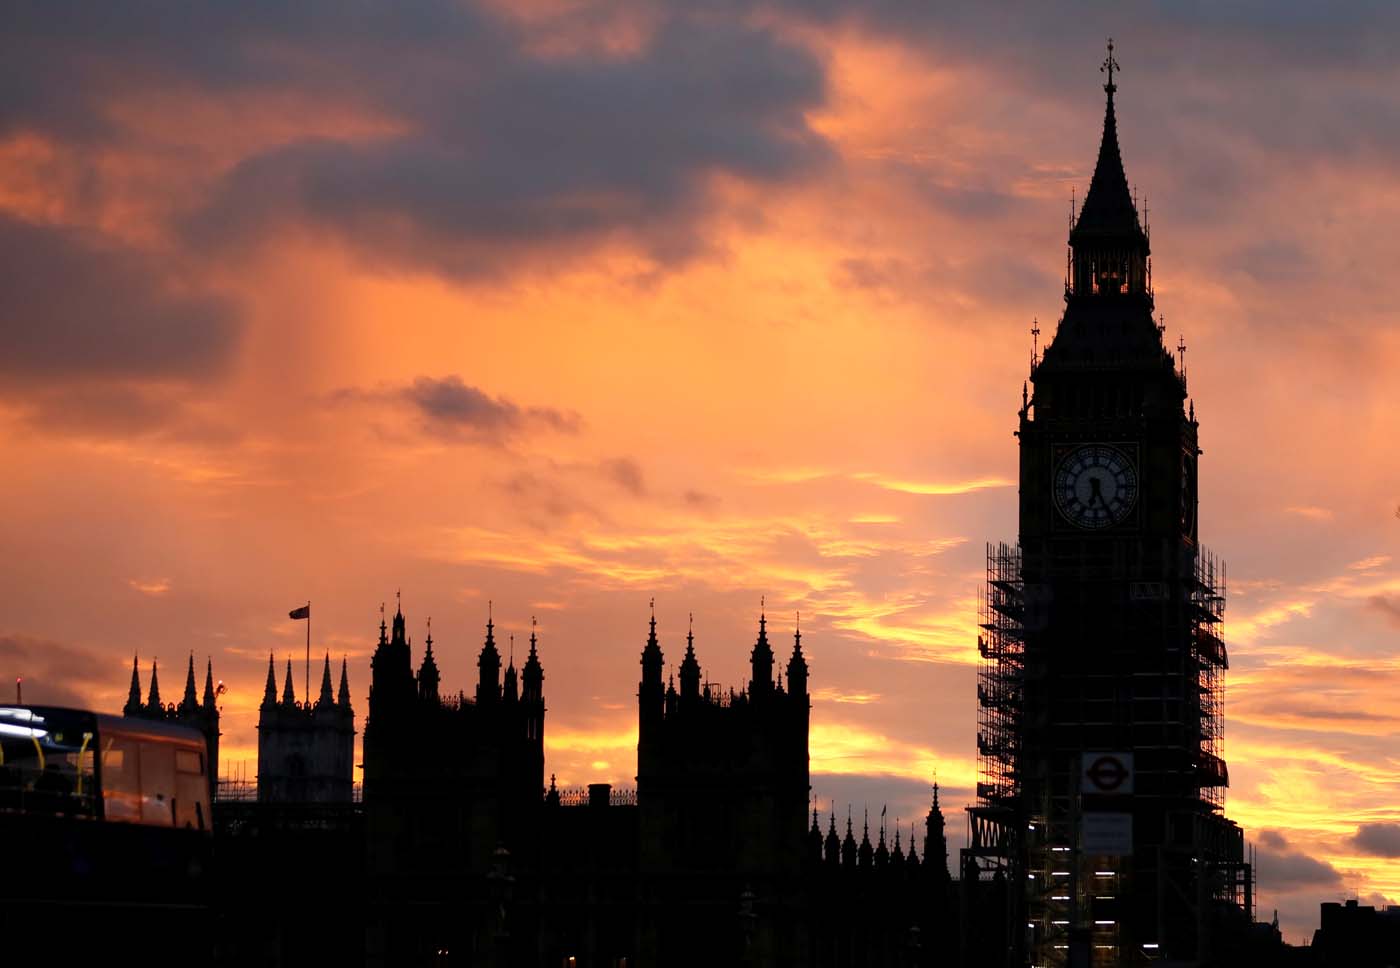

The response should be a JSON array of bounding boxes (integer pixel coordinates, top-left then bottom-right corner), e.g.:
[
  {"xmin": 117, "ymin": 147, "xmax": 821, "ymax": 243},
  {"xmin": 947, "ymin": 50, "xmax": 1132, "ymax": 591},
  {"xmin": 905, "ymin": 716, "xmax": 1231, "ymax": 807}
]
[{"xmin": 966, "ymin": 44, "xmax": 1250, "ymax": 967}]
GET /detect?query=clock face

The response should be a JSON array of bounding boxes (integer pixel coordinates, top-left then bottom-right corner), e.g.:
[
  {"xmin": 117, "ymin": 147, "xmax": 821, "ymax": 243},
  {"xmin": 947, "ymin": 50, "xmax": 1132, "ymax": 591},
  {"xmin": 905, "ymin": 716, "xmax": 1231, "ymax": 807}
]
[{"xmin": 1054, "ymin": 445, "xmax": 1138, "ymax": 529}]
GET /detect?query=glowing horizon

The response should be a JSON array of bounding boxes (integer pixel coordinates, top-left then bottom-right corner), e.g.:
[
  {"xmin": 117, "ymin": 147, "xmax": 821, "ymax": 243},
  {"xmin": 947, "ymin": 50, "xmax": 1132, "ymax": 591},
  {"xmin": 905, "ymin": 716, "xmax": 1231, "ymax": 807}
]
[{"xmin": 3, "ymin": 3, "xmax": 1399, "ymax": 942}]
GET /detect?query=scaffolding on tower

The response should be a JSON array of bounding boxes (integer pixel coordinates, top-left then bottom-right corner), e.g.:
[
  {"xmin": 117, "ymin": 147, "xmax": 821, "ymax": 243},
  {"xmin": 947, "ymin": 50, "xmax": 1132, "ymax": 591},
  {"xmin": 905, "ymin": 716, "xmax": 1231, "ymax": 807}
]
[{"xmin": 963, "ymin": 542, "xmax": 1026, "ymax": 965}]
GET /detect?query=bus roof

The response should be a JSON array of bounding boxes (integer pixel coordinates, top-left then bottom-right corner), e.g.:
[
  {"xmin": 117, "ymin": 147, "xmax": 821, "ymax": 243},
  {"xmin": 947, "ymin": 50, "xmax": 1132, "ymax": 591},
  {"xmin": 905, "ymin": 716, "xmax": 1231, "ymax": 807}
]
[{"xmin": 1, "ymin": 705, "xmax": 207, "ymax": 746}]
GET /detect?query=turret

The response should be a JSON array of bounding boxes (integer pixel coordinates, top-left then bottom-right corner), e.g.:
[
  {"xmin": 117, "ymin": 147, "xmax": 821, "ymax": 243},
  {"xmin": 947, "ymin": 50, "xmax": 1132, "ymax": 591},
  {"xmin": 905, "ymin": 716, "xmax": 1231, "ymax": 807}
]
[
  {"xmin": 124, "ymin": 655, "xmax": 143, "ymax": 716},
  {"xmin": 750, "ymin": 603, "xmax": 773, "ymax": 696},
  {"xmin": 522, "ymin": 620, "xmax": 544, "ymax": 742},
  {"xmin": 476, "ymin": 606, "xmax": 501, "ymax": 703},
  {"xmin": 503, "ymin": 635, "xmax": 518, "ymax": 703},
  {"xmin": 391, "ymin": 597, "xmax": 407, "ymax": 647},
  {"xmin": 318, "ymin": 653, "xmax": 336, "ymax": 708},
  {"xmin": 147, "ymin": 658, "xmax": 162, "ymax": 712},
  {"xmin": 639, "ymin": 602, "xmax": 664, "ymax": 735},
  {"xmin": 181, "ymin": 653, "xmax": 199, "ymax": 712},
  {"xmin": 841, "ymin": 809, "xmax": 858, "ymax": 869},
  {"xmin": 925, "ymin": 779, "xmax": 950, "ymax": 882},
  {"xmin": 202, "ymin": 658, "xmax": 217, "ymax": 710},
  {"xmin": 678, "ymin": 614, "xmax": 700, "ymax": 701},
  {"xmin": 906, "ymin": 823, "xmax": 920, "ymax": 868},
  {"xmin": 522, "ymin": 620, "xmax": 544, "ymax": 702},
  {"xmin": 824, "ymin": 808, "xmax": 840, "ymax": 867},
  {"xmin": 262, "ymin": 653, "xmax": 277, "ymax": 707},
  {"xmin": 787, "ymin": 615, "xmax": 808, "ymax": 697},
  {"xmin": 419, "ymin": 623, "xmax": 440, "ymax": 704},
  {"xmin": 664, "ymin": 674, "xmax": 678, "ymax": 716},
  {"xmin": 874, "ymin": 809, "xmax": 889, "ymax": 868},
  {"xmin": 892, "ymin": 824, "xmax": 905, "ymax": 868},
  {"xmin": 282, "ymin": 657, "xmax": 296, "ymax": 706},
  {"xmin": 858, "ymin": 808, "xmax": 874, "ymax": 868},
  {"xmin": 338, "ymin": 657, "xmax": 351, "ymax": 707}
]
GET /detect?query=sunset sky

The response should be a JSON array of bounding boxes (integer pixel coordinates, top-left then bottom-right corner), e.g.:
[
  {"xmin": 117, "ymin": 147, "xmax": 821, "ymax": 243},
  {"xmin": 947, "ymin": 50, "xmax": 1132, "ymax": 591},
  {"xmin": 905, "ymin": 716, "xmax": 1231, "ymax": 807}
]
[{"xmin": 2, "ymin": 2, "xmax": 1399, "ymax": 940}]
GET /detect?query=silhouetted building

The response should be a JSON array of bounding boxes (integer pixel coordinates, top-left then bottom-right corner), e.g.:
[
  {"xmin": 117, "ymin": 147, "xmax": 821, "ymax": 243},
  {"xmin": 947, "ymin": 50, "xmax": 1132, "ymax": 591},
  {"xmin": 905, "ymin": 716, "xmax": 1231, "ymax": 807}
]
[
  {"xmin": 124, "ymin": 653, "xmax": 221, "ymax": 800},
  {"xmin": 964, "ymin": 44, "xmax": 1251, "ymax": 967},
  {"xmin": 635, "ymin": 608, "xmax": 810, "ymax": 964},
  {"xmin": 1312, "ymin": 899, "xmax": 1400, "ymax": 968},
  {"xmin": 256, "ymin": 652, "xmax": 355, "ymax": 802},
  {"xmin": 346, "ymin": 598, "xmax": 962, "ymax": 967},
  {"xmin": 362, "ymin": 602, "xmax": 547, "ymax": 963}
]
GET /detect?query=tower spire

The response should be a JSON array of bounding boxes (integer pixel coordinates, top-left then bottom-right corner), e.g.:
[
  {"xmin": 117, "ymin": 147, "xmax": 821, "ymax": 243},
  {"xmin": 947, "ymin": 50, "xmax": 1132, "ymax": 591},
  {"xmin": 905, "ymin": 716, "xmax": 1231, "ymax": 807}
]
[
  {"xmin": 147, "ymin": 658, "xmax": 162, "ymax": 711},
  {"xmin": 477, "ymin": 603, "xmax": 501, "ymax": 703},
  {"xmin": 522, "ymin": 615, "xmax": 543, "ymax": 704},
  {"xmin": 125, "ymin": 654, "xmax": 143, "ymax": 716},
  {"xmin": 203, "ymin": 657, "xmax": 217, "ymax": 709},
  {"xmin": 182, "ymin": 652, "xmax": 199, "ymax": 711},
  {"xmin": 262, "ymin": 653, "xmax": 277, "ymax": 707},
  {"xmin": 751, "ymin": 596, "xmax": 774, "ymax": 695},
  {"xmin": 1072, "ymin": 39, "xmax": 1143, "ymax": 246},
  {"xmin": 679, "ymin": 611, "xmax": 700, "ymax": 700},
  {"xmin": 318, "ymin": 653, "xmax": 335, "ymax": 706},
  {"xmin": 503, "ymin": 633, "xmax": 518, "ymax": 702},
  {"xmin": 282, "ymin": 657, "xmax": 296, "ymax": 705},
  {"xmin": 338, "ymin": 656, "xmax": 351, "ymax": 706}
]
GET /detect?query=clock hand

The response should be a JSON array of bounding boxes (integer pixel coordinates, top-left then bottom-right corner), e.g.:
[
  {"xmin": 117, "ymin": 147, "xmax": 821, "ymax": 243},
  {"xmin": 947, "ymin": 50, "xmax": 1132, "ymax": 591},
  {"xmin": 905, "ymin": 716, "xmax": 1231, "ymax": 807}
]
[{"xmin": 1087, "ymin": 476, "xmax": 1105, "ymax": 507}]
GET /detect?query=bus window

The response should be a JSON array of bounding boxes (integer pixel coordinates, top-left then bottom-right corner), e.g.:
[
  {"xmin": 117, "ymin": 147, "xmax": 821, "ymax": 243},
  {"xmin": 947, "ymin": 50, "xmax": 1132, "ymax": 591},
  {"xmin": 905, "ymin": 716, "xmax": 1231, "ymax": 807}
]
[
  {"xmin": 174, "ymin": 747, "xmax": 209, "ymax": 830},
  {"xmin": 139, "ymin": 740, "xmax": 177, "ymax": 827},
  {"xmin": 0, "ymin": 707, "xmax": 97, "ymax": 818},
  {"xmin": 101, "ymin": 733, "xmax": 142, "ymax": 823}
]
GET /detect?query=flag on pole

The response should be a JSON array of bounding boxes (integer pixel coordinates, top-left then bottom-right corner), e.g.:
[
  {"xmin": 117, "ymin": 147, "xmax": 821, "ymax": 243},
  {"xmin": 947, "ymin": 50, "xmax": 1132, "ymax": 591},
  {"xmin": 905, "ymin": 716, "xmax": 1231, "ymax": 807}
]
[{"xmin": 289, "ymin": 604, "xmax": 310, "ymax": 620}]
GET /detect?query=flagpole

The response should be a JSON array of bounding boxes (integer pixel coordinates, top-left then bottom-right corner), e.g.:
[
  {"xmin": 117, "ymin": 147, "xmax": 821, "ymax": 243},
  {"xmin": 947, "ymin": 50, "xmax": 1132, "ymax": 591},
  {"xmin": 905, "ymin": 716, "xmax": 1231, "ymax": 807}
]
[{"xmin": 305, "ymin": 599, "xmax": 311, "ymax": 704}]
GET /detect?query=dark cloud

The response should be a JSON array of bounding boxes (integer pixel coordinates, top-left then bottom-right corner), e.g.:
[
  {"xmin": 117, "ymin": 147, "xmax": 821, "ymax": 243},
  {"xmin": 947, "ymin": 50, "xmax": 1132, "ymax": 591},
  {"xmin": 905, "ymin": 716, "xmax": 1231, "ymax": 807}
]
[
  {"xmin": 167, "ymin": 9, "xmax": 827, "ymax": 275},
  {"xmin": 339, "ymin": 375, "xmax": 580, "ymax": 445},
  {"xmin": 1352, "ymin": 822, "xmax": 1400, "ymax": 858},
  {"xmin": 1255, "ymin": 829, "xmax": 1344, "ymax": 891},
  {"xmin": 599, "ymin": 458, "xmax": 646, "ymax": 497},
  {"xmin": 0, "ymin": 3, "xmax": 833, "ymax": 277},
  {"xmin": 403, "ymin": 376, "xmax": 579, "ymax": 438},
  {"xmin": 682, "ymin": 489, "xmax": 720, "ymax": 511},
  {"xmin": 501, "ymin": 470, "xmax": 597, "ymax": 524},
  {"xmin": 0, "ymin": 214, "xmax": 238, "ymax": 386},
  {"xmin": 1367, "ymin": 595, "xmax": 1400, "ymax": 628},
  {"xmin": 0, "ymin": 634, "xmax": 112, "ymax": 710},
  {"xmin": 1230, "ymin": 240, "xmax": 1316, "ymax": 284}
]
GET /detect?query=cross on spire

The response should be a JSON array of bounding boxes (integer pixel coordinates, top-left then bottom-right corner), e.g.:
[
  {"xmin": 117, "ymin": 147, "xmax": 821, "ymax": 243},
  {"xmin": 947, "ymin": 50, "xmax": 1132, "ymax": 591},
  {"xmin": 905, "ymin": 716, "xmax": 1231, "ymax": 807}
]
[
  {"xmin": 1101, "ymin": 37, "xmax": 1119, "ymax": 94},
  {"xmin": 1177, "ymin": 333, "xmax": 1187, "ymax": 371}
]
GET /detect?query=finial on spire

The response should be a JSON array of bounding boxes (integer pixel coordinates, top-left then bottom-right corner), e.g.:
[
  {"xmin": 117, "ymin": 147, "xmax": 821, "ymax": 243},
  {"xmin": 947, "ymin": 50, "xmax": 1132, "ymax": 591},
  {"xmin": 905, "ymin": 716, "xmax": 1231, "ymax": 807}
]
[
  {"xmin": 687, "ymin": 611, "xmax": 694, "ymax": 646},
  {"xmin": 1101, "ymin": 37, "xmax": 1119, "ymax": 95},
  {"xmin": 509, "ymin": 634, "xmax": 515, "ymax": 663},
  {"xmin": 1177, "ymin": 333, "xmax": 1187, "ymax": 372},
  {"xmin": 396, "ymin": 588, "xmax": 401, "ymax": 615}
]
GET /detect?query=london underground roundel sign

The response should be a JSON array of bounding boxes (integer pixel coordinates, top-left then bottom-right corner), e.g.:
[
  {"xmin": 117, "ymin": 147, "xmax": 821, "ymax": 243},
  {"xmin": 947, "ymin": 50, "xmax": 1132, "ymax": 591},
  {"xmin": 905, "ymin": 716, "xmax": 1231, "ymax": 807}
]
[{"xmin": 1081, "ymin": 752, "xmax": 1134, "ymax": 795}]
